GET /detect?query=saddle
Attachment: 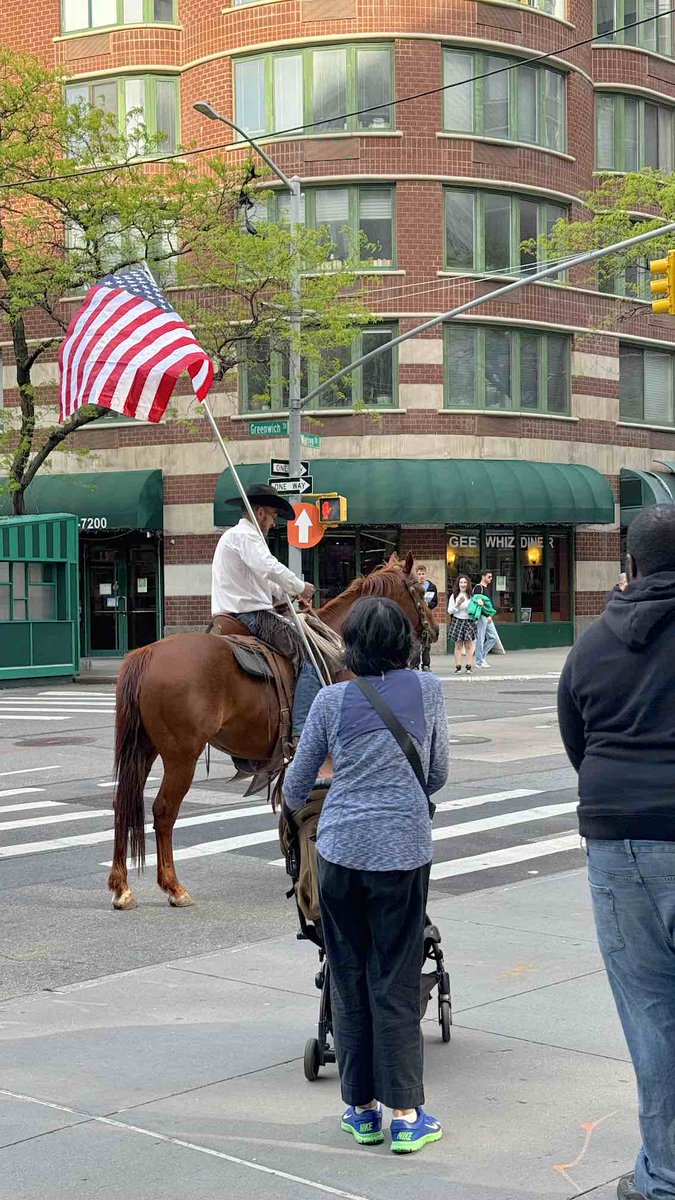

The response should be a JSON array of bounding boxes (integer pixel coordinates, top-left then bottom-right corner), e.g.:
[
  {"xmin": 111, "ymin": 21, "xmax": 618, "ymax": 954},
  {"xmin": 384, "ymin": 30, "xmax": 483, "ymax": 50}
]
[{"xmin": 208, "ymin": 614, "xmax": 296, "ymax": 797}]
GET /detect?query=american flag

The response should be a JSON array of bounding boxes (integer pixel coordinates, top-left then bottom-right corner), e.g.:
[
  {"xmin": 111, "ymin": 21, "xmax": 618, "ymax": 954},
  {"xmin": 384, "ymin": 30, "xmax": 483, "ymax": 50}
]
[{"xmin": 59, "ymin": 268, "xmax": 214, "ymax": 424}]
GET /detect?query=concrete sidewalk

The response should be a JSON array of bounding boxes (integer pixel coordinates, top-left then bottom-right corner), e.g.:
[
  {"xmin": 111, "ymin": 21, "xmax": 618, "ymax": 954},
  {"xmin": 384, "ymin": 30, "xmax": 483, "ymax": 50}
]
[
  {"xmin": 74, "ymin": 645, "xmax": 570, "ymax": 686},
  {"xmin": 0, "ymin": 867, "xmax": 635, "ymax": 1199}
]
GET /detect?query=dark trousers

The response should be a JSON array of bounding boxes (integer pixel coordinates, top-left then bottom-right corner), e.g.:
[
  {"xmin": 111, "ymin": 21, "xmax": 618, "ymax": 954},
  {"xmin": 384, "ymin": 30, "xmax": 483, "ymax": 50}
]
[
  {"xmin": 410, "ymin": 642, "xmax": 431, "ymax": 670},
  {"xmin": 317, "ymin": 855, "xmax": 431, "ymax": 1110}
]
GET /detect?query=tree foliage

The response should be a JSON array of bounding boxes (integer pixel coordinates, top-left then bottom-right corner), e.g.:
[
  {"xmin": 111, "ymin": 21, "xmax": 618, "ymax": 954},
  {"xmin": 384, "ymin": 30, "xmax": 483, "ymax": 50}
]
[{"xmin": 0, "ymin": 49, "xmax": 370, "ymax": 514}]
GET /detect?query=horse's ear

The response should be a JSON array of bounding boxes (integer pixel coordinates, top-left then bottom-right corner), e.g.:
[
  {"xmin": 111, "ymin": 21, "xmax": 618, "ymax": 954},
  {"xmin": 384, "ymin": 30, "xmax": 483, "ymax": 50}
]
[
  {"xmin": 403, "ymin": 551, "xmax": 414, "ymax": 575},
  {"xmin": 387, "ymin": 552, "xmax": 399, "ymax": 565}
]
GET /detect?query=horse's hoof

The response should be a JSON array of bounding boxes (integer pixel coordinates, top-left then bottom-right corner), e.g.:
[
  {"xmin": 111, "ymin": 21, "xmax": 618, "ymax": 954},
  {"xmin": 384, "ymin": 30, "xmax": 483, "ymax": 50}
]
[
  {"xmin": 168, "ymin": 891, "xmax": 194, "ymax": 908},
  {"xmin": 112, "ymin": 889, "xmax": 137, "ymax": 910}
]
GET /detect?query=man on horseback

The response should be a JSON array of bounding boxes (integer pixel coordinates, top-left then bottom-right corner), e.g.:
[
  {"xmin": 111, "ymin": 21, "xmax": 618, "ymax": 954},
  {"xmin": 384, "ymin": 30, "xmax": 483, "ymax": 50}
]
[{"xmin": 211, "ymin": 483, "xmax": 321, "ymax": 736}]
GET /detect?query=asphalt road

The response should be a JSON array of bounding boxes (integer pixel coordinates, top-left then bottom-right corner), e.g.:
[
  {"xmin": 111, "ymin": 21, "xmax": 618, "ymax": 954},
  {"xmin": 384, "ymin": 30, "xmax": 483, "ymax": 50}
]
[{"xmin": 0, "ymin": 669, "xmax": 579, "ymax": 1001}]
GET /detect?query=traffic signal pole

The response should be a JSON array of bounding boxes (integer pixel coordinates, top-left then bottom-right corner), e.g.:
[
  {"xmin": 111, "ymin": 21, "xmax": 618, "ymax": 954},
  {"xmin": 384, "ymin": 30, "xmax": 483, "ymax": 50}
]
[{"xmin": 299, "ymin": 219, "xmax": 675, "ymax": 411}]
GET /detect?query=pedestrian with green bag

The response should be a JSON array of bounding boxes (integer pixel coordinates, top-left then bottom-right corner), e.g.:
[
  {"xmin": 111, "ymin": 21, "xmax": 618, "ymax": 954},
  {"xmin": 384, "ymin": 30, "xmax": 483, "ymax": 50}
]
[{"xmin": 469, "ymin": 569, "xmax": 498, "ymax": 669}]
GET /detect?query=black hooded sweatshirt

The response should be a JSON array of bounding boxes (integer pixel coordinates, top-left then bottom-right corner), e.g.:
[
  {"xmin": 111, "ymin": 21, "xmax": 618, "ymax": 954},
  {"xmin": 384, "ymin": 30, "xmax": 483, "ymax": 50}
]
[{"xmin": 557, "ymin": 571, "xmax": 675, "ymax": 840}]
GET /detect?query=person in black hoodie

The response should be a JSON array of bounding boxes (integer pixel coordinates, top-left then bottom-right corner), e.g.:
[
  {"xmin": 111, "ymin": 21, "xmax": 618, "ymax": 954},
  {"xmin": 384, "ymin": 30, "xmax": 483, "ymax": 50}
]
[{"xmin": 558, "ymin": 504, "xmax": 675, "ymax": 1200}]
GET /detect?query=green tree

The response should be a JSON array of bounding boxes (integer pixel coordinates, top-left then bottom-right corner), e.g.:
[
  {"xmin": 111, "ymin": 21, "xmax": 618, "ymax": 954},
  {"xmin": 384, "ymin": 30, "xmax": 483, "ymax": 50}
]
[{"xmin": 0, "ymin": 50, "xmax": 370, "ymax": 515}]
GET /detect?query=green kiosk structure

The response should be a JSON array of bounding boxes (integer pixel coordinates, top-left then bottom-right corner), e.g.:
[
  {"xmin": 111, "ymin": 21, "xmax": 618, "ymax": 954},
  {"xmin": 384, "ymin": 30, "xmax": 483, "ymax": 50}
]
[{"xmin": 0, "ymin": 514, "xmax": 80, "ymax": 684}]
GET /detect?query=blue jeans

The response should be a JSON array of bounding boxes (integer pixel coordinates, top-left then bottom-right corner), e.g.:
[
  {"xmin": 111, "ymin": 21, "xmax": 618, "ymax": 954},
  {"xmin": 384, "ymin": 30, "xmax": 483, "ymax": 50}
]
[
  {"xmin": 235, "ymin": 610, "xmax": 321, "ymax": 737},
  {"xmin": 587, "ymin": 839, "xmax": 675, "ymax": 1198},
  {"xmin": 475, "ymin": 617, "xmax": 497, "ymax": 665}
]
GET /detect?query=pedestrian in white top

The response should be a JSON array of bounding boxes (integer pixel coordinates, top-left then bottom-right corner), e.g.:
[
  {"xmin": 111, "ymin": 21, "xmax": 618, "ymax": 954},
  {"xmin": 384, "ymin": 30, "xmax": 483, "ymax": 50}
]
[
  {"xmin": 211, "ymin": 483, "xmax": 318, "ymax": 735},
  {"xmin": 447, "ymin": 575, "xmax": 477, "ymax": 674}
]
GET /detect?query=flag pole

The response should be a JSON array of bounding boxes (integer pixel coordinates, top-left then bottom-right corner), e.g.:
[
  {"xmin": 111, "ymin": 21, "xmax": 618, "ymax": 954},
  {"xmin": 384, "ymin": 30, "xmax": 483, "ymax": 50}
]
[{"xmin": 201, "ymin": 400, "xmax": 331, "ymax": 687}]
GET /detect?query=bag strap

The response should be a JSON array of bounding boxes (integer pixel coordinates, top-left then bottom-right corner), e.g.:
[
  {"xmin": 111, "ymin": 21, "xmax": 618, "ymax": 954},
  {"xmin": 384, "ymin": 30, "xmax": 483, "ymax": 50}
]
[{"xmin": 354, "ymin": 677, "xmax": 436, "ymax": 819}]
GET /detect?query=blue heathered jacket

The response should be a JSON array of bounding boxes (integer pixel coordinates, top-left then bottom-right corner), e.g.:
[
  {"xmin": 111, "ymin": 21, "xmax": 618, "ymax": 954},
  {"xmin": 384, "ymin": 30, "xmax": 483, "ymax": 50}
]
[{"xmin": 284, "ymin": 670, "xmax": 449, "ymax": 872}]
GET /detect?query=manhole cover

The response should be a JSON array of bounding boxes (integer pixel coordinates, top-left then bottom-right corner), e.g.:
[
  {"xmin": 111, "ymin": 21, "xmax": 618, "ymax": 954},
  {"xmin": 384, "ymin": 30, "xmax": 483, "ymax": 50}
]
[
  {"xmin": 16, "ymin": 736, "xmax": 98, "ymax": 747},
  {"xmin": 448, "ymin": 734, "xmax": 491, "ymax": 746}
]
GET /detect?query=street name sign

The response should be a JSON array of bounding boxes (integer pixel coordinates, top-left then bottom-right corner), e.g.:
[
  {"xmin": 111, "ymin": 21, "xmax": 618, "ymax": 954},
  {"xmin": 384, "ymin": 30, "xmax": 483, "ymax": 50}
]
[
  {"xmin": 288, "ymin": 502, "xmax": 324, "ymax": 549},
  {"xmin": 249, "ymin": 419, "xmax": 288, "ymax": 437},
  {"xmin": 268, "ymin": 476, "xmax": 314, "ymax": 495},
  {"xmin": 301, "ymin": 433, "xmax": 321, "ymax": 449},
  {"xmin": 269, "ymin": 459, "xmax": 310, "ymax": 478}
]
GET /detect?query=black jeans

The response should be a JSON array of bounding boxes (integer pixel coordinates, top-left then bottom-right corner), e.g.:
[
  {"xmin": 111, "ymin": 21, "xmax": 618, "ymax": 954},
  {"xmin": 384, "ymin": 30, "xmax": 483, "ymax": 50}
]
[
  {"xmin": 317, "ymin": 855, "xmax": 431, "ymax": 1110},
  {"xmin": 410, "ymin": 642, "xmax": 431, "ymax": 670}
]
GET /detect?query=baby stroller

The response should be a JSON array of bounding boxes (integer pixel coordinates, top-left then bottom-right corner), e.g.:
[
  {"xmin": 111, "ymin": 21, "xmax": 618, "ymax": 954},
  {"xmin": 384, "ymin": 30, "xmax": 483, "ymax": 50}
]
[{"xmin": 279, "ymin": 785, "xmax": 452, "ymax": 1083}]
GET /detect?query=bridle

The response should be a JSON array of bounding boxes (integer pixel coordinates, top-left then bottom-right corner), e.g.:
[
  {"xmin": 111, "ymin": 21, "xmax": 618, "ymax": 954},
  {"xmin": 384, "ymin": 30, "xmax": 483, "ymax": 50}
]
[{"xmin": 405, "ymin": 576, "xmax": 434, "ymax": 644}]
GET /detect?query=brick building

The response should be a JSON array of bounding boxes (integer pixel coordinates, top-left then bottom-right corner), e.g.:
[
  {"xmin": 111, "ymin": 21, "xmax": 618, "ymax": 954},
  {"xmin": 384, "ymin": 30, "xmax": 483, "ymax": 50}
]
[{"xmin": 2, "ymin": 0, "xmax": 675, "ymax": 654}]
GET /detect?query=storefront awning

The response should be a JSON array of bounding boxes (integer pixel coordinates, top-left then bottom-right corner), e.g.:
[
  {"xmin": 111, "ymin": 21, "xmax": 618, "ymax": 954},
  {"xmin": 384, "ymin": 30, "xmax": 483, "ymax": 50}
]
[
  {"xmin": 0, "ymin": 470, "xmax": 163, "ymax": 530},
  {"xmin": 620, "ymin": 468, "xmax": 675, "ymax": 528},
  {"xmin": 214, "ymin": 459, "xmax": 615, "ymax": 527}
]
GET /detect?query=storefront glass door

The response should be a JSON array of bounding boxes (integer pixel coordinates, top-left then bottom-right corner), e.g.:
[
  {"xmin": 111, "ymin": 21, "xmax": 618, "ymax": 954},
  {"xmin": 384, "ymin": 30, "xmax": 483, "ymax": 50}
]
[
  {"xmin": 128, "ymin": 546, "xmax": 159, "ymax": 650},
  {"xmin": 88, "ymin": 547, "xmax": 126, "ymax": 655}
]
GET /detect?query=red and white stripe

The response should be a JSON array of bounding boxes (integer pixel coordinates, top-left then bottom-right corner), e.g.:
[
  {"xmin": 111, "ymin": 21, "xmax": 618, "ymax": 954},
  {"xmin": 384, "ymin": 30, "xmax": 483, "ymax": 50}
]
[{"xmin": 59, "ymin": 283, "xmax": 214, "ymax": 424}]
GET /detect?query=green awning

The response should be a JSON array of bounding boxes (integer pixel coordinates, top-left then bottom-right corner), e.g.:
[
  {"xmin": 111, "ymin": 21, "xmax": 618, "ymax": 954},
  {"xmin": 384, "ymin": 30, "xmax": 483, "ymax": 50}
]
[
  {"xmin": 620, "ymin": 468, "xmax": 675, "ymax": 528},
  {"xmin": 655, "ymin": 459, "xmax": 675, "ymax": 473},
  {"xmin": 0, "ymin": 470, "xmax": 163, "ymax": 530},
  {"xmin": 214, "ymin": 459, "xmax": 615, "ymax": 527}
]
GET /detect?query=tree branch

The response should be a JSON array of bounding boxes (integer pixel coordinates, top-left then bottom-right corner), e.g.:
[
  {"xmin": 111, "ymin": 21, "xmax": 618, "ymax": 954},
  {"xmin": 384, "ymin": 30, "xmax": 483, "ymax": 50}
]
[{"xmin": 21, "ymin": 405, "xmax": 108, "ymax": 491}]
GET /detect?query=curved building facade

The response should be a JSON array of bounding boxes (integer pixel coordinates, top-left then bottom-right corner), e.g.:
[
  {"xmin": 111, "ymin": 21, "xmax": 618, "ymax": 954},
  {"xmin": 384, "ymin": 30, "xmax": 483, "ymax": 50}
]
[{"xmin": 2, "ymin": 0, "xmax": 675, "ymax": 653}]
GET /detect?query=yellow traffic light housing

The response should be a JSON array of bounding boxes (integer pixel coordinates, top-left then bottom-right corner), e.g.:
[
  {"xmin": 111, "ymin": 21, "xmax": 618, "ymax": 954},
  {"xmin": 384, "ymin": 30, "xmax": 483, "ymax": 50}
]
[
  {"xmin": 316, "ymin": 494, "xmax": 348, "ymax": 524},
  {"xmin": 650, "ymin": 250, "xmax": 675, "ymax": 314}
]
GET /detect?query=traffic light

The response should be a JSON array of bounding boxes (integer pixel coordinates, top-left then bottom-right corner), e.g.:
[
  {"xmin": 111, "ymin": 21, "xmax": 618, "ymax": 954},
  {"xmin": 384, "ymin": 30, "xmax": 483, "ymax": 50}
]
[
  {"xmin": 317, "ymin": 494, "xmax": 348, "ymax": 524},
  {"xmin": 650, "ymin": 250, "xmax": 675, "ymax": 314}
]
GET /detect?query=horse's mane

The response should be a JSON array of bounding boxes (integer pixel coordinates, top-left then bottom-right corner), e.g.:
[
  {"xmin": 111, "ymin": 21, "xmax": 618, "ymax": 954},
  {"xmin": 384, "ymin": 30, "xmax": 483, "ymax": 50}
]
[{"xmin": 320, "ymin": 562, "xmax": 410, "ymax": 617}]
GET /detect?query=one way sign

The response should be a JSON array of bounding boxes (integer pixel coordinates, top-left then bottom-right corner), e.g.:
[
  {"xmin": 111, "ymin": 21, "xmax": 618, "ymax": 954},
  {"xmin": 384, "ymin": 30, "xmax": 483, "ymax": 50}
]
[
  {"xmin": 269, "ymin": 459, "xmax": 310, "ymax": 478},
  {"xmin": 268, "ymin": 476, "xmax": 313, "ymax": 495}
]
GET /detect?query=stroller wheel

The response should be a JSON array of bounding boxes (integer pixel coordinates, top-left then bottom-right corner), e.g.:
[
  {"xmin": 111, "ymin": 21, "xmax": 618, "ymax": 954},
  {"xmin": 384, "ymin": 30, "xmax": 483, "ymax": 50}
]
[
  {"xmin": 440, "ymin": 999, "xmax": 452, "ymax": 1043},
  {"xmin": 304, "ymin": 1037, "xmax": 321, "ymax": 1081}
]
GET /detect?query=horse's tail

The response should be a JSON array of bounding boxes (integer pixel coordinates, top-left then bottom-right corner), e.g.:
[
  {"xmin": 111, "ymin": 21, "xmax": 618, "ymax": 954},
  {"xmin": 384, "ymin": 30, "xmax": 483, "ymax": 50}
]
[{"xmin": 114, "ymin": 645, "xmax": 154, "ymax": 869}]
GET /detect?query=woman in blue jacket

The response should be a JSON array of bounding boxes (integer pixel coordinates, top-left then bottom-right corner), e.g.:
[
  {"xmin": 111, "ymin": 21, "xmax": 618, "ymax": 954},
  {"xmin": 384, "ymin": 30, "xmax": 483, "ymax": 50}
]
[{"xmin": 284, "ymin": 596, "xmax": 450, "ymax": 1154}]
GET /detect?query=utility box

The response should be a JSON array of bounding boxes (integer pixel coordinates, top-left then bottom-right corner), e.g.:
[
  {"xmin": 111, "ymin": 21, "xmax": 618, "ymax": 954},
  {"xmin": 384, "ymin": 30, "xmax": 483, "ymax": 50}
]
[{"xmin": 0, "ymin": 513, "xmax": 80, "ymax": 683}]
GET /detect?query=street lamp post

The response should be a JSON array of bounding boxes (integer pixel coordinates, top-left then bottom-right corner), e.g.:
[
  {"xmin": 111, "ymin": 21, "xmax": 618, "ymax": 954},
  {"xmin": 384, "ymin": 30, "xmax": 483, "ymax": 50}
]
[{"xmin": 193, "ymin": 101, "xmax": 305, "ymax": 577}]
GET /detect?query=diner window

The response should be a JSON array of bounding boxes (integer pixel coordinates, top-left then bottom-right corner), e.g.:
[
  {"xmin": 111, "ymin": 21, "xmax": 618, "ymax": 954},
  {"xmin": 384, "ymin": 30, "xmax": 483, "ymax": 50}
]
[
  {"xmin": 62, "ymin": 0, "xmax": 176, "ymax": 33},
  {"xmin": 446, "ymin": 530, "xmax": 480, "ymax": 592},
  {"xmin": 234, "ymin": 44, "xmax": 394, "ymax": 138},
  {"xmin": 240, "ymin": 326, "xmax": 397, "ymax": 412},
  {"xmin": 65, "ymin": 75, "xmax": 178, "ymax": 155},
  {"xmin": 483, "ymin": 530, "xmax": 516, "ymax": 621},
  {"xmin": 276, "ymin": 186, "xmax": 394, "ymax": 267},
  {"xmin": 445, "ymin": 325, "xmax": 570, "ymax": 414},
  {"xmin": 620, "ymin": 343, "xmax": 675, "ymax": 425},
  {"xmin": 445, "ymin": 188, "xmax": 567, "ymax": 275},
  {"xmin": 443, "ymin": 49, "xmax": 566, "ymax": 152},
  {"xmin": 596, "ymin": 93, "xmax": 674, "ymax": 172},
  {"xmin": 549, "ymin": 531, "xmax": 571, "ymax": 622},
  {"xmin": 596, "ymin": 0, "xmax": 674, "ymax": 59},
  {"xmin": 520, "ymin": 533, "xmax": 545, "ymax": 623},
  {"xmin": 0, "ymin": 562, "xmax": 56, "ymax": 621},
  {"xmin": 301, "ymin": 528, "xmax": 399, "ymax": 608}
]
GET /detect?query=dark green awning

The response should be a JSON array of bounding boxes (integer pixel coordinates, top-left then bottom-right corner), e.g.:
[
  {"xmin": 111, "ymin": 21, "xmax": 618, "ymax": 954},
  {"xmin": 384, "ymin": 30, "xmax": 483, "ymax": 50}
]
[
  {"xmin": 620, "ymin": 468, "xmax": 675, "ymax": 528},
  {"xmin": 0, "ymin": 470, "xmax": 163, "ymax": 530},
  {"xmin": 214, "ymin": 459, "xmax": 615, "ymax": 527}
]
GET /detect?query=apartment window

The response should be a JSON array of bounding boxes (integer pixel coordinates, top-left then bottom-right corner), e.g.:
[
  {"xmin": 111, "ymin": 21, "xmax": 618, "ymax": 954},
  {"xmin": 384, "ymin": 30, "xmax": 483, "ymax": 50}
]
[
  {"xmin": 66, "ymin": 219, "xmax": 178, "ymax": 288},
  {"xmin": 620, "ymin": 343, "xmax": 675, "ymax": 424},
  {"xmin": 445, "ymin": 188, "xmax": 567, "ymax": 274},
  {"xmin": 62, "ymin": 0, "xmax": 176, "ymax": 33},
  {"xmin": 234, "ymin": 44, "xmax": 394, "ymax": 138},
  {"xmin": 596, "ymin": 0, "xmax": 674, "ymax": 59},
  {"xmin": 599, "ymin": 257, "xmax": 651, "ymax": 299},
  {"xmin": 65, "ymin": 75, "xmax": 178, "ymax": 154},
  {"xmin": 443, "ymin": 49, "xmax": 566, "ymax": 152},
  {"xmin": 519, "ymin": 0, "xmax": 566, "ymax": 14},
  {"xmin": 276, "ymin": 186, "xmax": 394, "ymax": 267},
  {"xmin": 240, "ymin": 327, "xmax": 397, "ymax": 412},
  {"xmin": 0, "ymin": 563, "xmax": 57, "ymax": 623},
  {"xmin": 596, "ymin": 93, "xmax": 674, "ymax": 171},
  {"xmin": 445, "ymin": 325, "xmax": 570, "ymax": 414}
]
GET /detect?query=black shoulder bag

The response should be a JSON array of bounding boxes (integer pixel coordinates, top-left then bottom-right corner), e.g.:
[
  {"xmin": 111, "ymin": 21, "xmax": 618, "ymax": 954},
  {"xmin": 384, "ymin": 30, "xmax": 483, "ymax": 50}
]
[{"xmin": 354, "ymin": 677, "xmax": 436, "ymax": 819}]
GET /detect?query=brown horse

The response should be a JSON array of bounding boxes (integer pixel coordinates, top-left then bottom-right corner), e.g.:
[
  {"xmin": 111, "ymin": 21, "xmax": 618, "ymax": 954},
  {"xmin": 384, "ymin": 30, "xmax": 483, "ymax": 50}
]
[{"xmin": 108, "ymin": 552, "xmax": 439, "ymax": 910}]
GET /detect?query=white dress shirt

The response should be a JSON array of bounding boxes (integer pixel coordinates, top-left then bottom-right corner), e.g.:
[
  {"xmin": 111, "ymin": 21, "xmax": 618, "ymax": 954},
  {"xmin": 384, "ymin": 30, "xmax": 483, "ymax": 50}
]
[{"xmin": 211, "ymin": 517, "xmax": 305, "ymax": 615}]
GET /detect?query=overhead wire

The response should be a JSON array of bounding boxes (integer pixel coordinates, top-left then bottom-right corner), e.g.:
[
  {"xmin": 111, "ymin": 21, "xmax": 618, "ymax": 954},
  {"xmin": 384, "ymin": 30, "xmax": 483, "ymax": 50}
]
[{"xmin": 0, "ymin": 7, "xmax": 673, "ymax": 191}]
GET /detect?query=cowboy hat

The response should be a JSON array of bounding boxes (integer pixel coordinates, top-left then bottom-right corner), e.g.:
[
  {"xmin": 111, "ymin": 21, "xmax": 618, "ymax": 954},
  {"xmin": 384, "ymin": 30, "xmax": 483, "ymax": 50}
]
[{"xmin": 224, "ymin": 482, "xmax": 295, "ymax": 520}]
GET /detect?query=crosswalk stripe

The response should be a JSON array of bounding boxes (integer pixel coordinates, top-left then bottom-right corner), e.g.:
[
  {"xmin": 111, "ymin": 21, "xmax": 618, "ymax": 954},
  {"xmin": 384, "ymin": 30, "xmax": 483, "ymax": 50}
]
[
  {"xmin": 0, "ymin": 809, "xmax": 110, "ymax": 833},
  {"xmin": 0, "ymin": 803, "xmax": 270, "ymax": 860},
  {"xmin": 132, "ymin": 828, "xmax": 280, "ymax": 867},
  {"xmin": 0, "ymin": 698, "xmax": 114, "ymax": 705},
  {"xmin": 0, "ymin": 801, "xmax": 65, "ymax": 815},
  {"xmin": 0, "ymin": 715, "xmax": 70, "ymax": 722},
  {"xmin": 435, "ymin": 788, "xmax": 542, "ymax": 813},
  {"xmin": 0, "ymin": 706, "xmax": 114, "ymax": 713},
  {"xmin": 0, "ymin": 788, "xmax": 44, "ymax": 799},
  {"xmin": 430, "ymin": 833, "xmax": 581, "ymax": 879},
  {"xmin": 0, "ymin": 767, "xmax": 61, "ymax": 778},
  {"xmin": 432, "ymin": 802, "xmax": 577, "ymax": 841},
  {"xmin": 38, "ymin": 691, "xmax": 114, "ymax": 699}
]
